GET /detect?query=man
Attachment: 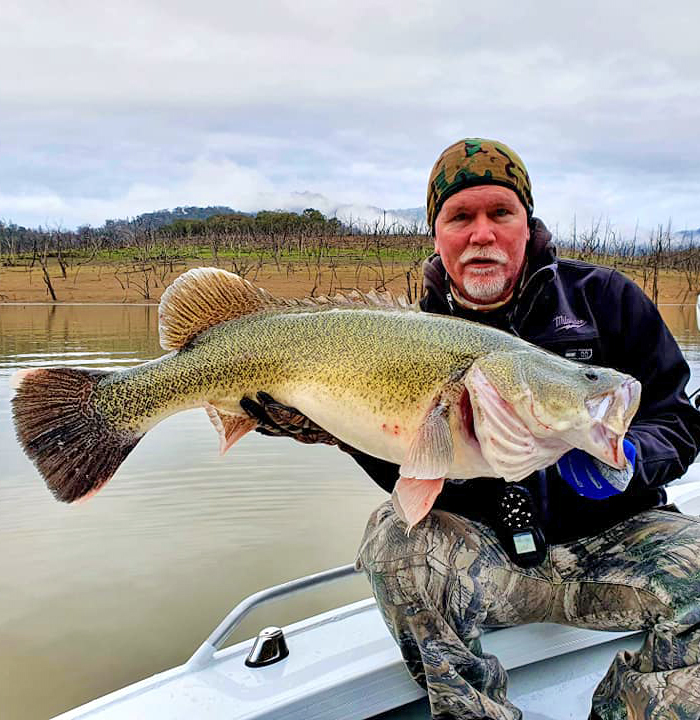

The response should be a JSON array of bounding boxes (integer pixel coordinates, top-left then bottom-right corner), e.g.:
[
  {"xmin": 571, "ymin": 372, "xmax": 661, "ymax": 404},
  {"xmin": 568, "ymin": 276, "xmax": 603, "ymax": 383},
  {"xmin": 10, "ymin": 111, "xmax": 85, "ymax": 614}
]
[{"xmin": 242, "ymin": 139, "xmax": 700, "ymax": 719}]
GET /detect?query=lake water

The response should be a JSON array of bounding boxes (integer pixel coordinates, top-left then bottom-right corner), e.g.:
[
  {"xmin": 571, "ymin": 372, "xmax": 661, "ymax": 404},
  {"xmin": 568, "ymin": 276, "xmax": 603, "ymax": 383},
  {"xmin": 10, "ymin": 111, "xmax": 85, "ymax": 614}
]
[{"xmin": 1, "ymin": 303, "xmax": 700, "ymax": 720}]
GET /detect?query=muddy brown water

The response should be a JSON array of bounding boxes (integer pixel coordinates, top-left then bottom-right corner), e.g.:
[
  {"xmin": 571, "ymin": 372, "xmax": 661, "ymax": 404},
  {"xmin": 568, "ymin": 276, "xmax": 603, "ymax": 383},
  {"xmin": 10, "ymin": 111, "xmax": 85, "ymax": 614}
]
[{"xmin": 1, "ymin": 303, "xmax": 699, "ymax": 719}]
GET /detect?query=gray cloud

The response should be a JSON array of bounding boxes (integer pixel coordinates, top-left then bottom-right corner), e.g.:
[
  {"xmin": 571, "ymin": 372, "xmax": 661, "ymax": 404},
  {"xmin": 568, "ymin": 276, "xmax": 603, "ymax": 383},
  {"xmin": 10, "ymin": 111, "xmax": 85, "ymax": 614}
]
[{"xmin": 1, "ymin": 0, "xmax": 698, "ymax": 232}]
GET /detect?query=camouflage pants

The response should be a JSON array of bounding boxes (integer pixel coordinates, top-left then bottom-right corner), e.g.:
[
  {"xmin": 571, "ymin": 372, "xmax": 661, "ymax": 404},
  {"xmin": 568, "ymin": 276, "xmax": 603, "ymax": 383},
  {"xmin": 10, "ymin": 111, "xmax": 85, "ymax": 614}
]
[{"xmin": 356, "ymin": 501, "xmax": 700, "ymax": 720}]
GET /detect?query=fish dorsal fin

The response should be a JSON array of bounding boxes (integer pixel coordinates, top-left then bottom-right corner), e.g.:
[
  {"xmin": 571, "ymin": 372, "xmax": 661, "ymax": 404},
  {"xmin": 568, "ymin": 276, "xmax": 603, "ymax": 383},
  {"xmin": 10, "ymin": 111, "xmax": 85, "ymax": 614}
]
[
  {"xmin": 331, "ymin": 288, "xmax": 415, "ymax": 310},
  {"xmin": 289, "ymin": 287, "xmax": 415, "ymax": 311},
  {"xmin": 159, "ymin": 267, "xmax": 417, "ymax": 351},
  {"xmin": 159, "ymin": 268, "xmax": 284, "ymax": 350}
]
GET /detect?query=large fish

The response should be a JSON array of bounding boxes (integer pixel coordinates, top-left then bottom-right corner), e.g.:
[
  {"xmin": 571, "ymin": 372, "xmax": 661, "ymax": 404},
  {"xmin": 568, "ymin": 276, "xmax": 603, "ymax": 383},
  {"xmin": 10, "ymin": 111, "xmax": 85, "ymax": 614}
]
[{"xmin": 11, "ymin": 268, "xmax": 640, "ymax": 528}]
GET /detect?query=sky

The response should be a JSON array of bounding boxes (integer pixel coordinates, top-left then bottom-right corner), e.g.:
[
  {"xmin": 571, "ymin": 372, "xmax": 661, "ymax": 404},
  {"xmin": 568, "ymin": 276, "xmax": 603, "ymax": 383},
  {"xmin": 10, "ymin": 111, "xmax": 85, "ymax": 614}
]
[{"xmin": 1, "ymin": 0, "xmax": 699, "ymax": 236}]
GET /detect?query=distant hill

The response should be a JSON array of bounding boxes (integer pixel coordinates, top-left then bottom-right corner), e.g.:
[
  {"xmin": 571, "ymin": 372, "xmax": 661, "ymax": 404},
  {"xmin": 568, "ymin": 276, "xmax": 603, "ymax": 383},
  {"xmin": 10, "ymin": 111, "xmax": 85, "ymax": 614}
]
[
  {"xmin": 103, "ymin": 206, "xmax": 248, "ymax": 230},
  {"xmin": 100, "ymin": 204, "xmax": 427, "ymax": 233}
]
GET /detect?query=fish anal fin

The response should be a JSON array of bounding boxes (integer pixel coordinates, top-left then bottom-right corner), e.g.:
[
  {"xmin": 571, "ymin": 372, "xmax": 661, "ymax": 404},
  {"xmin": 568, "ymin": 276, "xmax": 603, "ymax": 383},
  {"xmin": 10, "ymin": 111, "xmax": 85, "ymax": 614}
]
[
  {"xmin": 204, "ymin": 403, "xmax": 256, "ymax": 455},
  {"xmin": 392, "ymin": 477, "xmax": 445, "ymax": 533}
]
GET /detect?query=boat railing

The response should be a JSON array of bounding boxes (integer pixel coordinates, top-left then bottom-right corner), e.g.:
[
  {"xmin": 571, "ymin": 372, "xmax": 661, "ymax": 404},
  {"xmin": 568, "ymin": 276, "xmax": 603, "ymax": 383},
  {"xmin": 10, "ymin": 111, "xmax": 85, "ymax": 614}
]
[
  {"xmin": 184, "ymin": 474, "xmax": 700, "ymax": 670},
  {"xmin": 186, "ymin": 563, "xmax": 360, "ymax": 669}
]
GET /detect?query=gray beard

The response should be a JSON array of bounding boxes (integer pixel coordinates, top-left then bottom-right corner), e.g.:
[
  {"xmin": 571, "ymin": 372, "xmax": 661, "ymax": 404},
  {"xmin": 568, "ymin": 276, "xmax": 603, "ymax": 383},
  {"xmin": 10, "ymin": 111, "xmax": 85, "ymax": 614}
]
[{"xmin": 461, "ymin": 274, "xmax": 510, "ymax": 303}]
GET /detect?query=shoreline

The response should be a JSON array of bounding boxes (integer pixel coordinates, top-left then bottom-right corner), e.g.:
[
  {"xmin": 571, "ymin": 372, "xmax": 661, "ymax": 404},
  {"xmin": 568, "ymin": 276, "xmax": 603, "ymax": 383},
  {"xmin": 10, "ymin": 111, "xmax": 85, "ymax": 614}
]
[
  {"xmin": 1, "ymin": 258, "xmax": 697, "ymax": 306},
  {"xmin": 2, "ymin": 301, "xmax": 697, "ymax": 307}
]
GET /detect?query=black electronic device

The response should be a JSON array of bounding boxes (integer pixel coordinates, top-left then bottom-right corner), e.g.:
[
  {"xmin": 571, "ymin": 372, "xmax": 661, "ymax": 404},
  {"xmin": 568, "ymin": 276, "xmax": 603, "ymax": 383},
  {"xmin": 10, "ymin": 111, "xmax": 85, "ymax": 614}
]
[{"xmin": 495, "ymin": 484, "xmax": 548, "ymax": 568}]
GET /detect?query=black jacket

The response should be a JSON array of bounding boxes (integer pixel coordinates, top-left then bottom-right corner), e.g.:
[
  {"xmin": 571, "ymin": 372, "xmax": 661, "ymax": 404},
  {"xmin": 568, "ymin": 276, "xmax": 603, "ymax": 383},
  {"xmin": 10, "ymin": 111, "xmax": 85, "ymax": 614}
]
[{"xmin": 348, "ymin": 218, "xmax": 700, "ymax": 543}]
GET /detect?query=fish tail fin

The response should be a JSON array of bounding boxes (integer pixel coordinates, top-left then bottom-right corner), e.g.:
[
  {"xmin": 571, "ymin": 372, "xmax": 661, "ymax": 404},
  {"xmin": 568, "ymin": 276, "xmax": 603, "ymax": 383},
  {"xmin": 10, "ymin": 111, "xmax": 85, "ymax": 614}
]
[{"xmin": 11, "ymin": 367, "xmax": 142, "ymax": 503}]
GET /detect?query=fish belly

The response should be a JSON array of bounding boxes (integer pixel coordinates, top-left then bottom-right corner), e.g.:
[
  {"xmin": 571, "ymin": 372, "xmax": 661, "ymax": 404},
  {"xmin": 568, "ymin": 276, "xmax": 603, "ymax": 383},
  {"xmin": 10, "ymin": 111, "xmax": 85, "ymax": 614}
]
[
  {"xmin": 281, "ymin": 385, "xmax": 497, "ymax": 480},
  {"xmin": 279, "ymin": 383, "xmax": 419, "ymax": 463}
]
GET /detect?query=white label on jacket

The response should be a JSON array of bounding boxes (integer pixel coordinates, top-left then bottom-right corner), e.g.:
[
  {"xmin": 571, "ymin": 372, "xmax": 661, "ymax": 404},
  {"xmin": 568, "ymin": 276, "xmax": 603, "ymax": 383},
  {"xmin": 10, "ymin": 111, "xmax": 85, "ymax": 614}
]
[{"xmin": 565, "ymin": 348, "xmax": 594, "ymax": 361}]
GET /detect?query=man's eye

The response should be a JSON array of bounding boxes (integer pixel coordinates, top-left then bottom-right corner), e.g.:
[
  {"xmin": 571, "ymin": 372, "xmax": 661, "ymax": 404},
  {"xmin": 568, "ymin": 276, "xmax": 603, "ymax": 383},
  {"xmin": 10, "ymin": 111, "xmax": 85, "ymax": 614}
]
[
  {"xmin": 451, "ymin": 212, "xmax": 467, "ymax": 222},
  {"xmin": 494, "ymin": 207, "xmax": 510, "ymax": 217}
]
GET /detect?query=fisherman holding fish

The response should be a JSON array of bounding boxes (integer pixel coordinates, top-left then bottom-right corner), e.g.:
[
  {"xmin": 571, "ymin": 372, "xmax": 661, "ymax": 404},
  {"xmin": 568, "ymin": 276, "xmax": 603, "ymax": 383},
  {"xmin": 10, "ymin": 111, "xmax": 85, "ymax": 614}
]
[
  {"xmin": 241, "ymin": 140, "xmax": 700, "ymax": 719},
  {"xmin": 11, "ymin": 140, "xmax": 700, "ymax": 719}
]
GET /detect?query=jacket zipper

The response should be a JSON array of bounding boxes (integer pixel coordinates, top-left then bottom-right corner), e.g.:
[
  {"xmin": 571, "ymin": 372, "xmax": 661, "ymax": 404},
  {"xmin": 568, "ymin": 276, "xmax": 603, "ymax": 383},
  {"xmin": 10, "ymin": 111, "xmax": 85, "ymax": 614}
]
[{"xmin": 508, "ymin": 263, "xmax": 557, "ymax": 337}]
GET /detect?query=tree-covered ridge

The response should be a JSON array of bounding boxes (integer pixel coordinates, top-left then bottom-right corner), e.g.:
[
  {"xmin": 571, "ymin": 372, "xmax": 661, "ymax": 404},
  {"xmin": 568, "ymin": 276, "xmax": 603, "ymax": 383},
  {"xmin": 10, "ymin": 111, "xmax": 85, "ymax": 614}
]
[
  {"xmin": 105, "ymin": 205, "xmax": 247, "ymax": 230},
  {"xmin": 1, "ymin": 206, "xmax": 345, "ymax": 238},
  {"xmin": 0, "ymin": 207, "xmax": 345, "ymax": 251},
  {"xmin": 164, "ymin": 207, "xmax": 343, "ymax": 237},
  {"xmin": 103, "ymin": 206, "xmax": 345, "ymax": 234}
]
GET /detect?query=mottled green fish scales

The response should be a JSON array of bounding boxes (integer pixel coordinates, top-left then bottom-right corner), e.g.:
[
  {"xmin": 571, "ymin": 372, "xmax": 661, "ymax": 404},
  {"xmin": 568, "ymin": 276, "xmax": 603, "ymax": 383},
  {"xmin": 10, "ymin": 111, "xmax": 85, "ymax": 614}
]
[{"xmin": 93, "ymin": 306, "xmax": 511, "ymax": 434}]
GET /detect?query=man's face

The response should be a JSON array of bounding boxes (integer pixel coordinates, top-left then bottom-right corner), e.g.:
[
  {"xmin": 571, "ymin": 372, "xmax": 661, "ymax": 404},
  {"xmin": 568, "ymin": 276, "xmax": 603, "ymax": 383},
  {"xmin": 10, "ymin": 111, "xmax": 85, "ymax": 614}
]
[{"xmin": 434, "ymin": 185, "xmax": 529, "ymax": 305}]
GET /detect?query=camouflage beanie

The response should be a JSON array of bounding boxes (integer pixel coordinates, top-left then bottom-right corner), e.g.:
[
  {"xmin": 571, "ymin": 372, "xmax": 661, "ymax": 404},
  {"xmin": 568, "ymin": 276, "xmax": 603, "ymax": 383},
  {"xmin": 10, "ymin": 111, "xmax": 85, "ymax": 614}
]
[{"xmin": 426, "ymin": 138, "xmax": 533, "ymax": 233}]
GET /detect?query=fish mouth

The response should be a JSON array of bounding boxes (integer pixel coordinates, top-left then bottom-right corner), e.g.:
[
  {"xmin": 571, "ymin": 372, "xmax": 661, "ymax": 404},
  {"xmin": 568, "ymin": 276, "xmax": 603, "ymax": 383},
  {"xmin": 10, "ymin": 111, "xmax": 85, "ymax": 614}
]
[
  {"xmin": 590, "ymin": 423, "xmax": 625, "ymax": 468},
  {"xmin": 583, "ymin": 378, "xmax": 641, "ymax": 468}
]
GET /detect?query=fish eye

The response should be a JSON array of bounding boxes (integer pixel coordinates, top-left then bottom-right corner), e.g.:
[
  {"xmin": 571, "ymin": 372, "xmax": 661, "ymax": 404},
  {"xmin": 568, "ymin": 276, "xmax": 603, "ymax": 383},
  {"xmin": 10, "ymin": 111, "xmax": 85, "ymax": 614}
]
[{"xmin": 584, "ymin": 370, "xmax": 599, "ymax": 381}]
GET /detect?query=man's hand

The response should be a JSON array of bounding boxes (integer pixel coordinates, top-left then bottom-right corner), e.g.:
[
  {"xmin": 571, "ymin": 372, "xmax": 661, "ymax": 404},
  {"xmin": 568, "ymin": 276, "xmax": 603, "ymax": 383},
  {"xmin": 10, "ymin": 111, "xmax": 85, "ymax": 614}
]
[
  {"xmin": 556, "ymin": 439, "xmax": 637, "ymax": 500},
  {"xmin": 240, "ymin": 392, "xmax": 349, "ymax": 448}
]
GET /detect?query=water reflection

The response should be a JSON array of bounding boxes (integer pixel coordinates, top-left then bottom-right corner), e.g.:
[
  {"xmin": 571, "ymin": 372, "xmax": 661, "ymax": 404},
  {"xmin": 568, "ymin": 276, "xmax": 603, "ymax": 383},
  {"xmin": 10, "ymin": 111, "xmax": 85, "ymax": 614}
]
[
  {"xmin": 1, "ymin": 303, "xmax": 699, "ymax": 720},
  {"xmin": 0, "ymin": 304, "xmax": 385, "ymax": 720}
]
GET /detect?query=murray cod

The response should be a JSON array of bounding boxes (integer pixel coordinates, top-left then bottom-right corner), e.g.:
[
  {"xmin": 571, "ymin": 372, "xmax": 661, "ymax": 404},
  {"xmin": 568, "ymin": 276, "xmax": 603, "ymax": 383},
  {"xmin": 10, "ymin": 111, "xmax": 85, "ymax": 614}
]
[{"xmin": 12, "ymin": 268, "xmax": 641, "ymax": 528}]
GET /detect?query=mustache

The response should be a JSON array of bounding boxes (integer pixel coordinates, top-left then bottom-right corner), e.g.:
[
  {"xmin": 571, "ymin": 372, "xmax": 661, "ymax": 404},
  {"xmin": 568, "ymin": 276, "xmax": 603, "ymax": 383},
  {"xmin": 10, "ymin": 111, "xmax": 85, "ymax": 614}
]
[{"xmin": 458, "ymin": 249, "xmax": 509, "ymax": 265}]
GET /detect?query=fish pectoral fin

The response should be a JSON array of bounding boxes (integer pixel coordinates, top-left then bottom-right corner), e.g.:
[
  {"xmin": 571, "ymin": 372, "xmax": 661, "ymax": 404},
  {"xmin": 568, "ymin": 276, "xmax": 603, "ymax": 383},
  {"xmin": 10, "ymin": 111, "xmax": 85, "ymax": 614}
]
[
  {"xmin": 204, "ymin": 403, "xmax": 257, "ymax": 455},
  {"xmin": 392, "ymin": 477, "xmax": 445, "ymax": 533},
  {"xmin": 400, "ymin": 401, "xmax": 454, "ymax": 480}
]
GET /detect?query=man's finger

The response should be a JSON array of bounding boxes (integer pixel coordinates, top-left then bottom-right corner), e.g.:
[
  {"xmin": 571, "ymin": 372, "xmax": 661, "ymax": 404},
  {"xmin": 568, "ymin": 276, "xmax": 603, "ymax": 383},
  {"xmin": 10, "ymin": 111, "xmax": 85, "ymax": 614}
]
[
  {"xmin": 245, "ymin": 392, "xmax": 340, "ymax": 445},
  {"xmin": 256, "ymin": 392, "xmax": 310, "ymax": 428},
  {"xmin": 255, "ymin": 391, "xmax": 278, "ymax": 407},
  {"xmin": 240, "ymin": 395, "xmax": 277, "ymax": 426}
]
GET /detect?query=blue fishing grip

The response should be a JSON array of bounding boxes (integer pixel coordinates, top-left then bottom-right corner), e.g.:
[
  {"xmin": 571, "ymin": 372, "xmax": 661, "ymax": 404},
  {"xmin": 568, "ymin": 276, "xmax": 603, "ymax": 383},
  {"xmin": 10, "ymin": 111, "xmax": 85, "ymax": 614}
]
[{"xmin": 556, "ymin": 439, "xmax": 636, "ymax": 500}]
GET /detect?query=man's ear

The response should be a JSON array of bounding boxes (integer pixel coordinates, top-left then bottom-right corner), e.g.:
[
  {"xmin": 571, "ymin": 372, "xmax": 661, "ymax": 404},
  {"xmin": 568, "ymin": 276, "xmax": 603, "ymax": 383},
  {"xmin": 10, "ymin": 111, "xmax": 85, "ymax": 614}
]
[{"xmin": 433, "ymin": 236, "xmax": 440, "ymax": 254}]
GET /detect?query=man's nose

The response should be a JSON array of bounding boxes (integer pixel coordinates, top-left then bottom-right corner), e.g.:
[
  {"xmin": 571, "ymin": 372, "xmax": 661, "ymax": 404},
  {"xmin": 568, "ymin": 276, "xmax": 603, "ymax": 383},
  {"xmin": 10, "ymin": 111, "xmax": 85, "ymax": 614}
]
[{"xmin": 468, "ymin": 214, "xmax": 495, "ymax": 244}]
